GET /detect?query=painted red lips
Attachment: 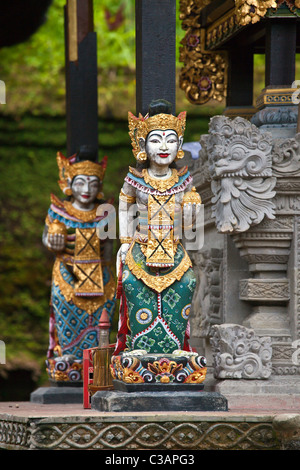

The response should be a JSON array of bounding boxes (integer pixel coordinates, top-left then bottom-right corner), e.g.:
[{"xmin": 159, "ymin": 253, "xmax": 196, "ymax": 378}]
[{"xmin": 158, "ymin": 153, "xmax": 170, "ymax": 158}]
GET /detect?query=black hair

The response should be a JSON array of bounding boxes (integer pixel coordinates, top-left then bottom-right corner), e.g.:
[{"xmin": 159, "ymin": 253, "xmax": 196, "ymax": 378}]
[
  {"xmin": 75, "ymin": 144, "xmax": 98, "ymax": 163},
  {"xmin": 148, "ymin": 99, "xmax": 173, "ymax": 117}
]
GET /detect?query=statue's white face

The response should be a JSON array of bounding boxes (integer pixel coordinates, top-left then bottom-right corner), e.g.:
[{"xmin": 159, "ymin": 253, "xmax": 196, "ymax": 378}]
[
  {"xmin": 145, "ymin": 130, "xmax": 181, "ymax": 167},
  {"xmin": 71, "ymin": 174, "xmax": 100, "ymax": 206}
]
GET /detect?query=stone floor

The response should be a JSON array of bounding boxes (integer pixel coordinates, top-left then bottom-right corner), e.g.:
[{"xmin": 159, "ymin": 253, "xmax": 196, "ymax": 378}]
[{"xmin": 1, "ymin": 394, "xmax": 300, "ymax": 450}]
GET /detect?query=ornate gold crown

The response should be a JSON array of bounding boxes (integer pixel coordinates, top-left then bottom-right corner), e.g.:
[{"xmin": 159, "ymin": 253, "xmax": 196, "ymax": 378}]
[
  {"xmin": 57, "ymin": 151, "xmax": 107, "ymax": 194},
  {"xmin": 128, "ymin": 111, "xmax": 187, "ymax": 159}
]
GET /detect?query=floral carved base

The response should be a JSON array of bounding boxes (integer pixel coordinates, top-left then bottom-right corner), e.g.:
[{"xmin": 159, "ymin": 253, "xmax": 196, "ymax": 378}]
[
  {"xmin": 111, "ymin": 352, "xmax": 207, "ymax": 385},
  {"xmin": 46, "ymin": 354, "xmax": 82, "ymax": 383}
]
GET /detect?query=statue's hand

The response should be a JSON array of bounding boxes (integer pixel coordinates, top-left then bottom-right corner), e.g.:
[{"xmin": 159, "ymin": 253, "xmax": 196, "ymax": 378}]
[
  {"xmin": 120, "ymin": 243, "xmax": 130, "ymax": 263},
  {"xmin": 116, "ymin": 243, "xmax": 131, "ymax": 277},
  {"xmin": 48, "ymin": 233, "xmax": 65, "ymax": 252}
]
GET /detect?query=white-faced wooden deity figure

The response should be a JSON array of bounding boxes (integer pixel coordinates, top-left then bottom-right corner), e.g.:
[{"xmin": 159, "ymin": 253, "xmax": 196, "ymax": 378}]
[
  {"xmin": 43, "ymin": 145, "xmax": 116, "ymax": 383},
  {"xmin": 111, "ymin": 100, "xmax": 207, "ymax": 385}
]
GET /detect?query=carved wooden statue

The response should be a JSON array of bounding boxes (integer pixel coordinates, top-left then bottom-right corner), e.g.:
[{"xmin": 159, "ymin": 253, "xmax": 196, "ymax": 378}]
[
  {"xmin": 43, "ymin": 145, "xmax": 116, "ymax": 383},
  {"xmin": 111, "ymin": 100, "xmax": 207, "ymax": 385}
]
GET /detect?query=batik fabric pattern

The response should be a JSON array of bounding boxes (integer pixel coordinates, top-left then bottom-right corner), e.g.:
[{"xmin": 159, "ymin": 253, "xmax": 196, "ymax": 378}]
[
  {"xmin": 46, "ymin": 195, "xmax": 116, "ymax": 369},
  {"xmin": 114, "ymin": 166, "xmax": 196, "ymax": 356}
]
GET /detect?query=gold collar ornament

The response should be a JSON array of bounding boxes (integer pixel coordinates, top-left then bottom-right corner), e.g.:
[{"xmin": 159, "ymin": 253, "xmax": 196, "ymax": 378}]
[
  {"xmin": 57, "ymin": 152, "xmax": 107, "ymax": 195},
  {"xmin": 128, "ymin": 111, "xmax": 187, "ymax": 160},
  {"xmin": 63, "ymin": 200, "xmax": 99, "ymax": 222},
  {"xmin": 142, "ymin": 168, "xmax": 179, "ymax": 192}
]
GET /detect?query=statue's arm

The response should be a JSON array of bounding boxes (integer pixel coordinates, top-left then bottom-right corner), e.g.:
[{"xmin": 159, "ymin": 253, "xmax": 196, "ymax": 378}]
[
  {"xmin": 181, "ymin": 184, "xmax": 202, "ymax": 251},
  {"xmin": 116, "ymin": 181, "xmax": 136, "ymax": 273}
]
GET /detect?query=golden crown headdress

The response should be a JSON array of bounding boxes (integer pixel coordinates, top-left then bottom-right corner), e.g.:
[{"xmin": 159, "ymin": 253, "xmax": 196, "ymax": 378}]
[
  {"xmin": 57, "ymin": 151, "xmax": 108, "ymax": 195},
  {"xmin": 128, "ymin": 111, "xmax": 187, "ymax": 160}
]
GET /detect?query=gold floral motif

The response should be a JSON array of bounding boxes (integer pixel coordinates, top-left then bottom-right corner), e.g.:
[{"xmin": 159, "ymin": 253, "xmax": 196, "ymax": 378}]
[
  {"xmin": 125, "ymin": 242, "xmax": 192, "ymax": 293},
  {"xmin": 235, "ymin": 0, "xmax": 277, "ymax": 25},
  {"xmin": 142, "ymin": 169, "xmax": 179, "ymax": 192},
  {"xmin": 179, "ymin": 5, "xmax": 227, "ymax": 106},
  {"xmin": 150, "ymin": 360, "xmax": 181, "ymax": 375},
  {"xmin": 123, "ymin": 368, "xmax": 144, "ymax": 384},
  {"xmin": 184, "ymin": 368, "xmax": 207, "ymax": 384}
]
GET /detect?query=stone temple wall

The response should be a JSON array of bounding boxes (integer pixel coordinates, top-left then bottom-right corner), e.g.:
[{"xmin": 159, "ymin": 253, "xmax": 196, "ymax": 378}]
[{"xmin": 184, "ymin": 107, "xmax": 300, "ymax": 395}]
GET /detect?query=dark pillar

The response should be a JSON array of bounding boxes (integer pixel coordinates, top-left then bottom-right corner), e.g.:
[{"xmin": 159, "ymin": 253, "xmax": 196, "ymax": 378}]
[
  {"xmin": 135, "ymin": 0, "xmax": 176, "ymax": 115},
  {"xmin": 265, "ymin": 18, "xmax": 297, "ymax": 87},
  {"xmin": 64, "ymin": 0, "xmax": 98, "ymax": 157},
  {"xmin": 226, "ymin": 47, "xmax": 254, "ymax": 108}
]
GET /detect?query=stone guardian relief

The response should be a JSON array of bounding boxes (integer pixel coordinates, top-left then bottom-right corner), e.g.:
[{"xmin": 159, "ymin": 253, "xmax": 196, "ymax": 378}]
[{"xmin": 205, "ymin": 116, "xmax": 276, "ymax": 234}]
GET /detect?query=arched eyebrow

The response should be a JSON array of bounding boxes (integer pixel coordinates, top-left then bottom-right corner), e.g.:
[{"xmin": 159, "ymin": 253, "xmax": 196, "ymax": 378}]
[
  {"xmin": 148, "ymin": 133, "xmax": 163, "ymax": 139},
  {"xmin": 73, "ymin": 175, "xmax": 99, "ymax": 183},
  {"xmin": 148, "ymin": 130, "xmax": 178, "ymax": 139},
  {"xmin": 73, "ymin": 176, "xmax": 85, "ymax": 182}
]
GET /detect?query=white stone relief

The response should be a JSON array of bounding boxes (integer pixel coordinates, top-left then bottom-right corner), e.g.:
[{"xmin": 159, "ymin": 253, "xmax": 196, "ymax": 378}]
[
  {"xmin": 202, "ymin": 116, "xmax": 277, "ymax": 233},
  {"xmin": 210, "ymin": 323, "xmax": 272, "ymax": 379},
  {"xmin": 272, "ymin": 133, "xmax": 300, "ymax": 177}
]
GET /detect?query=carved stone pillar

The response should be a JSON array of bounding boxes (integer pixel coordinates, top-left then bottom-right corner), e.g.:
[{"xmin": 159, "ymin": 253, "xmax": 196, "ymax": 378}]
[
  {"xmin": 233, "ymin": 216, "xmax": 293, "ymax": 354},
  {"xmin": 200, "ymin": 115, "xmax": 300, "ymax": 379}
]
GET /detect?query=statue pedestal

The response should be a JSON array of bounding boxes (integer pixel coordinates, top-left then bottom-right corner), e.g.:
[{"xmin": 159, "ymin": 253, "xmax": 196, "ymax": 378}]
[
  {"xmin": 91, "ymin": 380, "xmax": 228, "ymax": 412},
  {"xmin": 30, "ymin": 381, "xmax": 83, "ymax": 404}
]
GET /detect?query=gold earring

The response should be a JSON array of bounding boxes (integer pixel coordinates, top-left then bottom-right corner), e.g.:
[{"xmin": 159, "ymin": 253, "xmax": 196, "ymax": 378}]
[
  {"xmin": 97, "ymin": 191, "xmax": 104, "ymax": 200},
  {"xmin": 64, "ymin": 187, "xmax": 72, "ymax": 196},
  {"xmin": 136, "ymin": 151, "xmax": 147, "ymax": 161},
  {"xmin": 176, "ymin": 149, "xmax": 185, "ymax": 160}
]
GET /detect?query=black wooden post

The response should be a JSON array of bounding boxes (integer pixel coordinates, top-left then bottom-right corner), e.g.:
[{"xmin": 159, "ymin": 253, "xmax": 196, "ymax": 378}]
[
  {"xmin": 265, "ymin": 18, "xmax": 297, "ymax": 87},
  {"xmin": 226, "ymin": 47, "xmax": 254, "ymax": 108},
  {"xmin": 135, "ymin": 0, "xmax": 177, "ymax": 115},
  {"xmin": 64, "ymin": 0, "xmax": 98, "ymax": 157}
]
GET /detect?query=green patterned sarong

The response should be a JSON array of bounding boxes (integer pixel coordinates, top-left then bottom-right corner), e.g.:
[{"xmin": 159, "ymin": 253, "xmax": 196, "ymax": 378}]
[{"xmin": 122, "ymin": 242, "xmax": 196, "ymax": 354}]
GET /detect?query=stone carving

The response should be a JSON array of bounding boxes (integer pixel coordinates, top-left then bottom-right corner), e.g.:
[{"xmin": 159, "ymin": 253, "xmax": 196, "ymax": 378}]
[
  {"xmin": 0, "ymin": 415, "xmax": 279, "ymax": 450},
  {"xmin": 251, "ymin": 106, "xmax": 298, "ymax": 129},
  {"xmin": 210, "ymin": 324, "xmax": 272, "ymax": 379},
  {"xmin": 272, "ymin": 134, "xmax": 300, "ymax": 177},
  {"xmin": 203, "ymin": 116, "xmax": 276, "ymax": 233},
  {"xmin": 190, "ymin": 249, "xmax": 223, "ymax": 337},
  {"xmin": 239, "ymin": 279, "xmax": 290, "ymax": 302}
]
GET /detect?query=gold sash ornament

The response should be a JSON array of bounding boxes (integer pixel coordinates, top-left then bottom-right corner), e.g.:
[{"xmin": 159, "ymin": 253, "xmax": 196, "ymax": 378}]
[
  {"xmin": 73, "ymin": 228, "xmax": 104, "ymax": 297},
  {"xmin": 146, "ymin": 194, "xmax": 175, "ymax": 267}
]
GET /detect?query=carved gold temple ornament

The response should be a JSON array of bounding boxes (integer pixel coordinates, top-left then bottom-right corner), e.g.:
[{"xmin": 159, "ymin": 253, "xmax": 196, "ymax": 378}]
[
  {"xmin": 179, "ymin": 1, "xmax": 228, "ymax": 105},
  {"xmin": 179, "ymin": 0, "xmax": 300, "ymax": 105}
]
